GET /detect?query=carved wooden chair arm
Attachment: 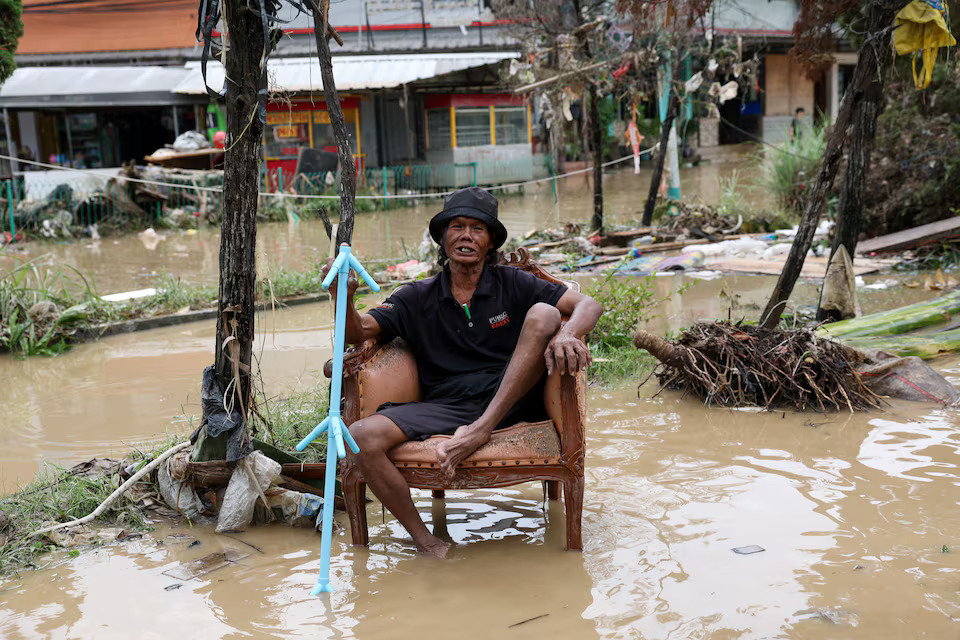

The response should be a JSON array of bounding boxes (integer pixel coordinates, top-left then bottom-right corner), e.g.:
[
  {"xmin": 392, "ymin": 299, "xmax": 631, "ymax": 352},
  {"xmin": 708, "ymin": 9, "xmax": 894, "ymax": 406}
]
[{"xmin": 323, "ymin": 338, "xmax": 383, "ymax": 379}]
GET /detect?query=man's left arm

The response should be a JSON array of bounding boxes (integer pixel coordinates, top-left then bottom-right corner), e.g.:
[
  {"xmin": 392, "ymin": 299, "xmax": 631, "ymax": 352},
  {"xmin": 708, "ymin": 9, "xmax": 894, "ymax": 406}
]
[{"xmin": 545, "ymin": 289, "xmax": 603, "ymax": 376}]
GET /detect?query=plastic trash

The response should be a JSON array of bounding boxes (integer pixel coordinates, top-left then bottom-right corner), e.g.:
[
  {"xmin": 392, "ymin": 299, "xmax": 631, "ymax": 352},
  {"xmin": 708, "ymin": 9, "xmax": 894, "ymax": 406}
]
[
  {"xmin": 387, "ymin": 259, "xmax": 431, "ymax": 280},
  {"xmin": 628, "ymin": 235, "xmax": 655, "ymax": 247},
  {"xmin": 216, "ymin": 451, "xmax": 282, "ymax": 533},
  {"xmin": 171, "ymin": 130, "xmax": 211, "ymax": 153},
  {"xmin": 696, "ymin": 237, "xmax": 769, "ymax": 259},
  {"xmin": 261, "ymin": 489, "xmax": 324, "ymax": 528},
  {"xmin": 158, "ymin": 455, "xmax": 207, "ymax": 520}
]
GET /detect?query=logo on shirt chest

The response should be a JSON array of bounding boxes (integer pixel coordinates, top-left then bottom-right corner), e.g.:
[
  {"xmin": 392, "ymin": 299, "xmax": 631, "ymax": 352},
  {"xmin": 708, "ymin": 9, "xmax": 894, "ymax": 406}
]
[{"xmin": 488, "ymin": 311, "xmax": 510, "ymax": 329}]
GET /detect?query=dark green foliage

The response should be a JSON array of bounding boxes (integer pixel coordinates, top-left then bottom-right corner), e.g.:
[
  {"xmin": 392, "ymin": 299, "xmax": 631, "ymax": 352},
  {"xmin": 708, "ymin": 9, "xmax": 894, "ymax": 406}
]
[
  {"xmin": 863, "ymin": 60, "xmax": 960, "ymax": 237},
  {"xmin": 0, "ymin": 0, "xmax": 23, "ymax": 84}
]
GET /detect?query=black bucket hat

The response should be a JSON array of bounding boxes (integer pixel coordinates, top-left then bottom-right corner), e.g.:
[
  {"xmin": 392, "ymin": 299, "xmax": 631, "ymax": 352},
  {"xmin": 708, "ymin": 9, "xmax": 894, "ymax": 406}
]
[{"xmin": 429, "ymin": 187, "xmax": 508, "ymax": 250}]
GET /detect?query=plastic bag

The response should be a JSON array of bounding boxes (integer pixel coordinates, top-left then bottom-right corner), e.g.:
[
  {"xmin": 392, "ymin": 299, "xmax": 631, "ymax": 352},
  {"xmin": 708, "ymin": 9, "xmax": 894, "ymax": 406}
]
[
  {"xmin": 255, "ymin": 489, "xmax": 323, "ymax": 528},
  {"xmin": 171, "ymin": 130, "xmax": 211, "ymax": 152},
  {"xmin": 158, "ymin": 454, "xmax": 207, "ymax": 520},
  {"xmin": 216, "ymin": 451, "xmax": 282, "ymax": 533}
]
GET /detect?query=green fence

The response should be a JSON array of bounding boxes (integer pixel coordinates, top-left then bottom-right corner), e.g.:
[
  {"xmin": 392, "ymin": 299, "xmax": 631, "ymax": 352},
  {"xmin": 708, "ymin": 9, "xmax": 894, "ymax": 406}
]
[{"xmin": 1, "ymin": 170, "xmax": 224, "ymax": 236}]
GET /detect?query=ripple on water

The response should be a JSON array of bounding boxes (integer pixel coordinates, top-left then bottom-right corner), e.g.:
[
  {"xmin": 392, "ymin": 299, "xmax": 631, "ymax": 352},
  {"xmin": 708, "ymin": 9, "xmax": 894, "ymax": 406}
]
[{"xmin": 858, "ymin": 409, "xmax": 960, "ymax": 483}]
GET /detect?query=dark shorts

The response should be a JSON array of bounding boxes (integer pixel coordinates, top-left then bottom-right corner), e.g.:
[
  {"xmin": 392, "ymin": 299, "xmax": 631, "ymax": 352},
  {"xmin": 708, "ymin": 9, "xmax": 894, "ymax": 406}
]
[{"xmin": 375, "ymin": 375, "xmax": 549, "ymax": 441}]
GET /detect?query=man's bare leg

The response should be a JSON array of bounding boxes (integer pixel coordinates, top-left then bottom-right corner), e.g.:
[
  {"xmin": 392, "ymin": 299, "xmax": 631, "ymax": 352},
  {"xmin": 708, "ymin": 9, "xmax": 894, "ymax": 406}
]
[
  {"xmin": 436, "ymin": 303, "xmax": 561, "ymax": 480},
  {"xmin": 349, "ymin": 415, "xmax": 451, "ymax": 557}
]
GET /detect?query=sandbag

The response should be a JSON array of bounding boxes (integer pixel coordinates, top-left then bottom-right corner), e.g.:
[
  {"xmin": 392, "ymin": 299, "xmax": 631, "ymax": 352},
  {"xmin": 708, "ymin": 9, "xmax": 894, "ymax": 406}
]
[
  {"xmin": 216, "ymin": 451, "xmax": 282, "ymax": 533},
  {"xmin": 857, "ymin": 353, "xmax": 960, "ymax": 405}
]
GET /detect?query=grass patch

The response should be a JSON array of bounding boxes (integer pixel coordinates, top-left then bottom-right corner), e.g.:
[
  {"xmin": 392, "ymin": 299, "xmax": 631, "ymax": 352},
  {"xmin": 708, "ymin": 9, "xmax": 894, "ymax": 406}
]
[
  {"xmin": 0, "ymin": 440, "xmax": 171, "ymax": 577},
  {"xmin": 589, "ymin": 344, "xmax": 655, "ymax": 386},
  {"xmin": 252, "ymin": 384, "xmax": 330, "ymax": 463},
  {"xmin": 583, "ymin": 271, "xmax": 690, "ymax": 386},
  {"xmin": 0, "ymin": 259, "xmax": 406, "ymax": 357},
  {"xmin": 754, "ymin": 123, "xmax": 827, "ymax": 217},
  {"xmin": 0, "ymin": 259, "xmax": 121, "ymax": 357},
  {"xmin": 132, "ymin": 274, "xmax": 218, "ymax": 315}
]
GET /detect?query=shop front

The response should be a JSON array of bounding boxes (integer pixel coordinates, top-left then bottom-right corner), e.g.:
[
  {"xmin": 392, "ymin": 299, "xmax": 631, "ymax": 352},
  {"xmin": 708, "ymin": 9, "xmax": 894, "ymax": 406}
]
[
  {"xmin": 424, "ymin": 93, "xmax": 534, "ymax": 187},
  {"xmin": 263, "ymin": 97, "xmax": 362, "ymax": 189},
  {"xmin": 0, "ymin": 66, "xmax": 201, "ymax": 171}
]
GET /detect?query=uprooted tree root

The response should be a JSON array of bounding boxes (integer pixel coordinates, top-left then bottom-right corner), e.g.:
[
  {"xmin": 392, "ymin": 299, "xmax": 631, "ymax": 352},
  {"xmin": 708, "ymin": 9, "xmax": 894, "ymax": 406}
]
[{"xmin": 634, "ymin": 322, "xmax": 884, "ymax": 412}]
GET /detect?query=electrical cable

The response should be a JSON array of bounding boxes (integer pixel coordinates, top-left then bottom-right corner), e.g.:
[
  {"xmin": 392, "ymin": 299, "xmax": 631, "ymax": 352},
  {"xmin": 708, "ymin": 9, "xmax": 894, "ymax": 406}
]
[{"xmin": 0, "ymin": 144, "xmax": 657, "ymax": 201}]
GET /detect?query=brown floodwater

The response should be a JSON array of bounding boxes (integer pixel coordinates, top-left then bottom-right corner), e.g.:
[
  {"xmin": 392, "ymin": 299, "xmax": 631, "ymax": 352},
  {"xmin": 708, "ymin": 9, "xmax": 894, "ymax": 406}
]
[
  {"xmin": 0, "ymin": 162, "xmax": 757, "ymax": 295},
  {"xmin": 3, "ymin": 272, "xmax": 960, "ymax": 637},
  {"xmin": 4, "ymin": 157, "xmax": 960, "ymax": 637}
]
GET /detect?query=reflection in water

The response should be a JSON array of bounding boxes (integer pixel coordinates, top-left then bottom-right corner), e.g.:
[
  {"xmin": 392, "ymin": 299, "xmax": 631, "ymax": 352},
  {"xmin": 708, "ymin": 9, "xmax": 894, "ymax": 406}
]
[{"xmin": 4, "ymin": 379, "xmax": 960, "ymax": 637}]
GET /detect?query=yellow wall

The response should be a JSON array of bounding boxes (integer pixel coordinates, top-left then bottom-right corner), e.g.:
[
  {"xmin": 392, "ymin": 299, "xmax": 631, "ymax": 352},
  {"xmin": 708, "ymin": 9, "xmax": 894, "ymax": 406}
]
[{"xmin": 764, "ymin": 54, "xmax": 815, "ymax": 116}]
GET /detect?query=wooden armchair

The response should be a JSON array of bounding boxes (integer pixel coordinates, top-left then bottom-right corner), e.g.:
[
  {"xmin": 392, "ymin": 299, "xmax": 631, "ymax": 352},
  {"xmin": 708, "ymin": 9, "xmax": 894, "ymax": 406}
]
[{"xmin": 334, "ymin": 249, "xmax": 587, "ymax": 550}]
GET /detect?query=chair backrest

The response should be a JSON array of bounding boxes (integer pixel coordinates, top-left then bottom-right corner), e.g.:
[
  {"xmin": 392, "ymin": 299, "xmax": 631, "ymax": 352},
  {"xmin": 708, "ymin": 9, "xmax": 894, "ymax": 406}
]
[{"xmin": 497, "ymin": 248, "xmax": 580, "ymax": 295}]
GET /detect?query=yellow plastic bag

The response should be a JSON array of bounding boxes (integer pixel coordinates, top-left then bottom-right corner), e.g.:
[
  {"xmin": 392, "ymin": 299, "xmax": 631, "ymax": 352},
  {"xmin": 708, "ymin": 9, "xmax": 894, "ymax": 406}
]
[{"xmin": 894, "ymin": 0, "xmax": 957, "ymax": 89}]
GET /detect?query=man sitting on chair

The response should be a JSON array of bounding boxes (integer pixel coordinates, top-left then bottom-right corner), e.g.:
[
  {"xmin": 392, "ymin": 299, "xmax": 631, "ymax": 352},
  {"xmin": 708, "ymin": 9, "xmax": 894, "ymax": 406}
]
[{"xmin": 326, "ymin": 187, "xmax": 602, "ymax": 557}]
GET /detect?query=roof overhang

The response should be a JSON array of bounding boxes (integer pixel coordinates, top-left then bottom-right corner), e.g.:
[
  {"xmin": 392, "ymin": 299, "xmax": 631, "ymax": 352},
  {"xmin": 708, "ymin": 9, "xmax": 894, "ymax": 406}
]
[
  {"xmin": 174, "ymin": 51, "xmax": 519, "ymax": 95},
  {"xmin": 0, "ymin": 65, "xmax": 200, "ymax": 109}
]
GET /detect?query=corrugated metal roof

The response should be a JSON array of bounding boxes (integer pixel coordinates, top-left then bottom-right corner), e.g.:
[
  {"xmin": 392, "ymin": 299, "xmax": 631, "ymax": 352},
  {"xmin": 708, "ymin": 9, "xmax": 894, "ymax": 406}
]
[
  {"xmin": 174, "ymin": 52, "xmax": 518, "ymax": 95},
  {"xmin": 0, "ymin": 66, "xmax": 196, "ymax": 107}
]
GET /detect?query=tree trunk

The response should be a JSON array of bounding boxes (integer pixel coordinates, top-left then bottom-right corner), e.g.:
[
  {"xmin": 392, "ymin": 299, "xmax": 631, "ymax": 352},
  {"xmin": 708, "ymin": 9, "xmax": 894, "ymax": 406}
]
[
  {"xmin": 641, "ymin": 88, "xmax": 678, "ymax": 226},
  {"xmin": 760, "ymin": 1, "xmax": 899, "ymax": 330},
  {"xmin": 816, "ymin": 31, "xmax": 892, "ymax": 322},
  {"xmin": 589, "ymin": 84, "xmax": 604, "ymax": 231},
  {"xmin": 310, "ymin": 1, "xmax": 357, "ymax": 246},
  {"xmin": 201, "ymin": 0, "xmax": 266, "ymax": 460}
]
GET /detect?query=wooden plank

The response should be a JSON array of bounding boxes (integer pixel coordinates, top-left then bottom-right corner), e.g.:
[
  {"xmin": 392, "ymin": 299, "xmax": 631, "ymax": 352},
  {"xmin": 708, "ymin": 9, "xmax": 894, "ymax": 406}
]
[
  {"xmin": 598, "ymin": 227, "xmax": 653, "ymax": 247},
  {"xmin": 857, "ymin": 216, "xmax": 960, "ymax": 255},
  {"xmin": 280, "ymin": 462, "xmax": 327, "ymax": 479},
  {"xmin": 707, "ymin": 257, "xmax": 886, "ymax": 278}
]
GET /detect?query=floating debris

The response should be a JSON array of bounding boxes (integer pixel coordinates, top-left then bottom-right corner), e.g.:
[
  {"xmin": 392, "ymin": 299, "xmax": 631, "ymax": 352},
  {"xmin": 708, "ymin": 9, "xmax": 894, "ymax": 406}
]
[{"xmin": 732, "ymin": 545, "xmax": 765, "ymax": 555}]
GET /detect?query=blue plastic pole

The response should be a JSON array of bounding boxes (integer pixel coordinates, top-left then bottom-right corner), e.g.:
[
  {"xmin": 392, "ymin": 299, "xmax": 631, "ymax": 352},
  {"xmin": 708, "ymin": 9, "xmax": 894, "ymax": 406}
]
[
  {"xmin": 296, "ymin": 243, "xmax": 380, "ymax": 595},
  {"xmin": 6, "ymin": 180, "xmax": 13, "ymax": 238}
]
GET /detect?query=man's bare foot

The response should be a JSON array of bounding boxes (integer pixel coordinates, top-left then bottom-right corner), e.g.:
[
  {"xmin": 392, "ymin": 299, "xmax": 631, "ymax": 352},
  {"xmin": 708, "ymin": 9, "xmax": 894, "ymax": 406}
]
[
  {"xmin": 436, "ymin": 423, "xmax": 491, "ymax": 481},
  {"xmin": 415, "ymin": 535, "xmax": 452, "ymax": 558}
]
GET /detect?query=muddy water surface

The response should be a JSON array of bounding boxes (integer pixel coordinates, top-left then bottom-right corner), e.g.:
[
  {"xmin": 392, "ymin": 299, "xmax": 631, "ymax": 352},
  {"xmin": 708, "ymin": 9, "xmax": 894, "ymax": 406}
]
[
  {"xmin": 3, "ymin": 374, "xmax": 960, "ymax": 638},
  {"xmin": 0, "ymin": 274, "xmax": 930, "ymax": 491},
  {"xmin": 3, "ymin": 276, "xmax": 960, "ymax": 637},
  {"xmin": 0, "ymin": 163, "xmax": 756, "ymax": 294},
  {"xmin": 4, "ymin": 157, "xmax": 959, "ymax": 637}
]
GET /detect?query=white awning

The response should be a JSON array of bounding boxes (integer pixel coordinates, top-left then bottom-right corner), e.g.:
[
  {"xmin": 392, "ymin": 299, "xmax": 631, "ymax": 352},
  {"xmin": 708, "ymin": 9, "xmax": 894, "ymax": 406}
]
[
  {"xmin": 0, "ymin": 66, "xmax": 197, "ymax": 108},
  {"xmin": 174, "ymin": 51, "xmax": 519, "ymax": 95}
]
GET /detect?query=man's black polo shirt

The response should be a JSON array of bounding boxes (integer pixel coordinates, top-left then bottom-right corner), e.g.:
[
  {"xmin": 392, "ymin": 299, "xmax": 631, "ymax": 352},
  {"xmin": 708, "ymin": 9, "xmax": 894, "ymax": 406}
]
[{"xmin": 367, "ymin": 264, "xmax": 567, "ymax": 403}]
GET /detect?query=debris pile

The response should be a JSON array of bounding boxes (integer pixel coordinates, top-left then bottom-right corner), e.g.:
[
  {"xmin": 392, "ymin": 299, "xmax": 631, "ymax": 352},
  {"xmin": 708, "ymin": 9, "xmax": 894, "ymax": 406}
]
[
  {"xmin": 659, "ymin": 201, "xmax": 741, "ymax": 241},
  {"xmin": 634, "ymin": 322, "xmax": 883, "ymax": 412}
]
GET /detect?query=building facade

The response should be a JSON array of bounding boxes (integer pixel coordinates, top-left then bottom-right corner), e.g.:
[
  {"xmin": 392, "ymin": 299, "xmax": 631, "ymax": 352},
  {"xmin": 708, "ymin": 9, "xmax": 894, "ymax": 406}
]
[{"xmin": 1, "ymin": 0, "xmax": 854, "ymax": 180}]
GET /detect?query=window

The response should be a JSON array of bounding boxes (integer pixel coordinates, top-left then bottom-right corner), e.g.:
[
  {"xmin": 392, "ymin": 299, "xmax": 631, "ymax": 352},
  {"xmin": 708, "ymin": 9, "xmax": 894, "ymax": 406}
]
[
  {"xmin": 312, "ymin": 109, "xmax": 357, "ymax": 154},
  {"xmin": 454, "ymin": 107, "xmax": 491, "ymax": 147},
  {"xmin": 264, "ymin": 110, "xmax": 310, "ymax": 159},
  {"xmin": 426, "ymin": 108, "xmax": 451, "ymax": 150},
  {"xmin": 263, "ymin": 109, "xmax": 357, "ymax": 159},
  {"xmin": 494, "ymin": 106, "xmax": 527, "ymax": 145}
]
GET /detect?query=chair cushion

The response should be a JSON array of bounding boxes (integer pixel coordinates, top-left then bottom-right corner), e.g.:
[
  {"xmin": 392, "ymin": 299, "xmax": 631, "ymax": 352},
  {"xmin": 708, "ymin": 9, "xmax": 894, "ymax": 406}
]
[{"xmin": 388, "ymin": 420, "xmax": 561, "ymax": 468}]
